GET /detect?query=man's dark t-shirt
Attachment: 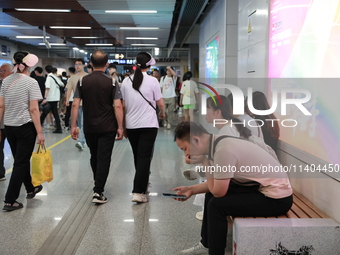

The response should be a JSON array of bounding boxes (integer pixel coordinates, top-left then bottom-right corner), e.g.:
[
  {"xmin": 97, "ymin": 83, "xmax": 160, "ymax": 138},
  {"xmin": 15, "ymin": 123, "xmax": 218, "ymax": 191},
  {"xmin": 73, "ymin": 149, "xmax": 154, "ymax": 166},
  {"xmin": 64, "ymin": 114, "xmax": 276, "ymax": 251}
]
[
  {"xmin": 74, "ymin": 71, "xmax": 122, "ymax": 133},
  {"xmin": 34, "ymin": 76, "xmax": 46, "ymax": 98}
]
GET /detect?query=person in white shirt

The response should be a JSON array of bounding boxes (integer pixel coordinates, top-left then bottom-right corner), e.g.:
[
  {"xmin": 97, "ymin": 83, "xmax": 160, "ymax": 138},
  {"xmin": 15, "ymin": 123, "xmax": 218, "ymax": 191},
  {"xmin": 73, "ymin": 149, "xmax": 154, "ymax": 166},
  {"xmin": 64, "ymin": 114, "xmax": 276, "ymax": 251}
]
[
  {"xmin": 180, "ymin": 71, "xmax": 199, "ymax": 122},
  {"xmin": 40, "ymin": 65, "xmax": 64, "ymax": 133},
  {"xmin": 160, "ymin": 66, "xmax": 177, "ymax": 129},
  {"xmin": 121, "ymin": 52, "xmax": 165, "ymax": 203}
]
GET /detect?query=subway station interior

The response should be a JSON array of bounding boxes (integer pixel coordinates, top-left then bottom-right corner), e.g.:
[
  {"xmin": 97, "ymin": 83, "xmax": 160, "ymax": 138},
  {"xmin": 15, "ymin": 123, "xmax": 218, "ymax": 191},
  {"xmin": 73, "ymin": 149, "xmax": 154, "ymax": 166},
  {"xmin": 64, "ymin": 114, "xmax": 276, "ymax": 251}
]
[{"xmin": 0, "ymin": 0, "xmax": 339, "ymax": 254}]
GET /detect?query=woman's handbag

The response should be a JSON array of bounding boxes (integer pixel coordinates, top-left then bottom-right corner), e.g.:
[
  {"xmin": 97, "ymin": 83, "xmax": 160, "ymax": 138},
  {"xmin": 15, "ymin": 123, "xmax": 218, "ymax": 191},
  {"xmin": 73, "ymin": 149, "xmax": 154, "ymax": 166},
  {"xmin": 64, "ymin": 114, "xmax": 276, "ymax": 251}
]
[
  {"xmin": 39, "ymin": 102, "xmax": 51, "ymax": 114},
  {"xmin": 31, "ymin": 144, "xmax": 53, "ymax": 186}
]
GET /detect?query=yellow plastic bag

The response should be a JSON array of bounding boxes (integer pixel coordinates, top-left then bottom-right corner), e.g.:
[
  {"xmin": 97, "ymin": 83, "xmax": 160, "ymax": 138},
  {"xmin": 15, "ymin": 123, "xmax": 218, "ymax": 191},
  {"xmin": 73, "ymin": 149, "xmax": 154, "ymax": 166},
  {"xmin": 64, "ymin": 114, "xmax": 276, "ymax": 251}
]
[{"xmin": 31, "ymin": 144, "xmax": 53, "ymax": 186}]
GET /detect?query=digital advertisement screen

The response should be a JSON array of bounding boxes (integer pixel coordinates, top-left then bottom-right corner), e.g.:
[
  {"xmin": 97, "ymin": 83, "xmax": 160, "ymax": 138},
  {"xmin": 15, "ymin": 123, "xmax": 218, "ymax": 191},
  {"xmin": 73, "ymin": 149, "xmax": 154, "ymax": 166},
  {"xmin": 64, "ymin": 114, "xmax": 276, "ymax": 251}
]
[
  {"xmin": 268, "ymin": 0, "xmax": 340, "ymax": 164},
  {"xmin": 205, "ymin": 36, "xmax": 219, "ymax": 79}
]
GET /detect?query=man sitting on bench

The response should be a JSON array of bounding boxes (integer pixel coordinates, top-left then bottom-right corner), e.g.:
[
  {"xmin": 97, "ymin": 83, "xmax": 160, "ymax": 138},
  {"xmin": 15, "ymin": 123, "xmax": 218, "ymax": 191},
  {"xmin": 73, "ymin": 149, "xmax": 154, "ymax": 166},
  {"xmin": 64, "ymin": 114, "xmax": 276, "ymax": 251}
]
[{"xmin": 173, "ymin": 122, "xmax": 293, "ymax": 255}]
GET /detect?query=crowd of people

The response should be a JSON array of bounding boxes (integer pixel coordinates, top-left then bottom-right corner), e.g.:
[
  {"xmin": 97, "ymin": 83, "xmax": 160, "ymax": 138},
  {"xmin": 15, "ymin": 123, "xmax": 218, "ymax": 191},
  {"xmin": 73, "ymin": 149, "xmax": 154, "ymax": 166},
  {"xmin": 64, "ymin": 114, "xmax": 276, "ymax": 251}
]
[{"xmin": 0, "ymin": 49, "xmax": 292, "ymax": 255}]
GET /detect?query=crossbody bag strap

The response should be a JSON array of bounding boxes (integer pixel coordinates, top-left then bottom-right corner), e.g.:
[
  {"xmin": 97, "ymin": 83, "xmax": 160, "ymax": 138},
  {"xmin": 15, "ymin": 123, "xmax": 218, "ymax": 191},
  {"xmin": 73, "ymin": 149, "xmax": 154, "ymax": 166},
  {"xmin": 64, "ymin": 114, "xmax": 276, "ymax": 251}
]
[
  {"xmin": 5, "ymin": 74, "xmax": 24, "ymax": 92},
  {"xmin": 50, "ymin": 75, "xmax": 62, "ymax": 88},
  {"xmin": 129, "ymin": 76, "xmax": 156, "ymax": 111},
  {"xmin": 212, "ymin": 135, "xmax": 245, "ymax": 156}
]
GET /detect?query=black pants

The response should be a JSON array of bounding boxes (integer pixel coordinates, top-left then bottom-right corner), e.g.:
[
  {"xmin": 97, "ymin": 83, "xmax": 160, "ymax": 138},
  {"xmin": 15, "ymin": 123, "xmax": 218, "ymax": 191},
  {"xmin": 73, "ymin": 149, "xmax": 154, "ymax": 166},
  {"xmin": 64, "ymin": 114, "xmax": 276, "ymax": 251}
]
[
  {"xmin": 201, "ymin": 183, "xmax": 293, "ymax": 255},
  {"xmin": 126, "ymin": 128, "xmax": 158, "ymax": 194},
  {"xmin": 64, "ymin": 101, "xmax": 72, "ymax": 128},
  {"xmin": 84, "ymin": 131, "xmax": 116, "ymax": 194},
  {"xmin": 4, "ymin": 122, "xmax": 37, "ymax": 203},
  {"xmin": 40, "ymin": 101, "xmax": 61, "ymax": 130},
  {"xmin": 0, "ymin": 129, "xmax": 6, "ymax": 178}
]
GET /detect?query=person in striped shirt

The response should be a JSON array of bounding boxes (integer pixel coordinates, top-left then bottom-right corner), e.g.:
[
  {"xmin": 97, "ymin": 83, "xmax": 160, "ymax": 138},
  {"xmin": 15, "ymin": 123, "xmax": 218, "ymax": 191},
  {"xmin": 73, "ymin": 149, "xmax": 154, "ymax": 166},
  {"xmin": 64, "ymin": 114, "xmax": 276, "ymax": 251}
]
[{"xmin": 0, "ymin": 51, "xmax": 45, "ymax": 211}]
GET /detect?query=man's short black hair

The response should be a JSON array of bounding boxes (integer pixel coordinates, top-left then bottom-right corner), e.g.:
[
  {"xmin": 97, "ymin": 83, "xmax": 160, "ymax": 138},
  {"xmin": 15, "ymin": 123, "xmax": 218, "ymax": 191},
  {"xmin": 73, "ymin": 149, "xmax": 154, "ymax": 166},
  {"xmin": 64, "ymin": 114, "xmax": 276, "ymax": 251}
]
[
  {"xmin": 74, "ymin": 58, "xmax": 85, "ymax": 65},
  {"xmin": 45, "ymin": 65, "xmax": 53, "ymax": 73},
  {"xmin": 34, "ymin": 66, "xmax": 43, "ymax": 74},
  {"xmin": 174, "ymin": 122, "xmax": 209, "ymax": 142},
  {"xmin": 68, "ymin": 67, "xmax": 76, "ymax": 73},
  {"xmin": 108, "ymin": 63, "xmax": 117, "ymax": 69}
]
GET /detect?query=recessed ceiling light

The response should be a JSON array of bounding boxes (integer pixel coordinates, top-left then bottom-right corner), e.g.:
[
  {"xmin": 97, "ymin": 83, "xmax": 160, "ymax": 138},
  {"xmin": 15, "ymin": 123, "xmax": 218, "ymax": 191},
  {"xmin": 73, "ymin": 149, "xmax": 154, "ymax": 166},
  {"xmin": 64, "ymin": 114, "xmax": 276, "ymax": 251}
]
[
  {"xmin": 86, "ymin": 44, "xmax": 113, "ymax": 46},
  {"xmin": 105, "ymin": 10, "xmax": 157, "ymax": 14},
  {"xmin": 72, "ymin": 37, "xmax": 99, "ymax": 39},
  {"xmin": 38, "ymin": 43, "xmax": 65, "ymax": 46},
  {"xmin": 126, "ymin": 37, "xmax": 158, "ymax": 40},
  {"xmin": 16, "ymin": 36, "xmax": 50, "ymax": 39},
  {"xmin": 120, "ymin": 27, "xmax": 159, "ymax": 30},
  {"xmin": 131, "ymin": 44, "xmax": 157, "ymax": 46},
  {"xmin": 50, "ymin": 26, "xmax": 91, "ymax": 29},
  {"xmin": 15, "ymin": 8, "xmax": 70, "ymax": 12},
  {"xmin": 0, "ymin": 25, "xmax": 19, "ymax": 28}
]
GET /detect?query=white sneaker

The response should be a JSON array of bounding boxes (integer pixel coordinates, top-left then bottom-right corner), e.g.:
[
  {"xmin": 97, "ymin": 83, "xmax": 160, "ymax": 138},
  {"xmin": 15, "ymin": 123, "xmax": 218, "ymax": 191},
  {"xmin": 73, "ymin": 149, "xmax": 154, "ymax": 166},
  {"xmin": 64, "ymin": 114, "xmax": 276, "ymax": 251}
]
[
  {"xmin": 196, "ymin": 211, "xmax": 203, "ymax": 221},
  {"xmin": 179, "ymin": 242, "xmax": 208, "ymax": 254},
  {"xmin": 167, "ymin": 123, "xmax": 171, "ymax": 130},
  {"xmin": 131, "ymin": 193, "xmax": 148, "ymax": 203},
  {"xmin": 75, "ymin": 142, "xmax": 83, "ymax": 150},
  {"xmin": 92, "ymin": 192, "xmax": 108, "ymax": 204},
  {"xmin": 163, "ymin": 121, "xmax": 167, "ymax": 127}
]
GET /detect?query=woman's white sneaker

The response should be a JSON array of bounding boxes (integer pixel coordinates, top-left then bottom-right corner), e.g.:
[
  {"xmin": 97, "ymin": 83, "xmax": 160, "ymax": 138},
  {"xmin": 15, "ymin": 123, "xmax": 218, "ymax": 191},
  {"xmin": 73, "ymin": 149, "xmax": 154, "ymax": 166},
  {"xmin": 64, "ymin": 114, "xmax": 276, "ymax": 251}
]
[
  {"xmin": 131, "ymin": 193, "xmax": 148, "ymax": 203},
  {"xmin": 179, "ymin": 242, "xmax": 209, "ymax": 254}
]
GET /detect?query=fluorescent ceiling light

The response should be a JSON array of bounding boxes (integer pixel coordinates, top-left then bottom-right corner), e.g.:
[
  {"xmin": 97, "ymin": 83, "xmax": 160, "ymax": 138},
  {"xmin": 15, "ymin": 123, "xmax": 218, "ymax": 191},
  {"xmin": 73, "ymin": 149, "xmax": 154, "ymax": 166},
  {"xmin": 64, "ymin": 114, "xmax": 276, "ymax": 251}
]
[
  {"xmin": 79, "ymin": 50, "xmax": 85, "ymax": 53},
  {"xmin": 120, "ymin": 27, "xmax": 159, "ymax": 30},
  {"xmin": 73, "ymin": 47, "xmax": 79, "ymax": 51},
  {"xmin": 105, "ymin": 10, "xmax": 157, "ymax": 14},
  {"xmin": 72, "ymin": 37, "xmax": 99, "ymax": 39},
  {"xmin": 86, "ymin": 43, "xmax": 113, "ymax": 46},
  {"xmin": 39, "ymin": 43, "xmax": 65, "ymax": 46},
  {"xmin": 16, "ymin": 36, "xmax": 50, "ymax": 39},
  {"xmin": 15, "ymin": 8, "xmax": 70, "ymax": 12},
  {"xmin": 0, "ymin": 25, "xmax": 19, "ymax": 28},
  {"xmin": 50, "ymin": 26, "xmax": 91, "ymax": 29},
  {"xmin": 126, "ymin": 37, "xmax": 158, "ymax": 40},
  {"xmin": 131, "ymin": 44, "xmax": 157, "ymax": 46}
]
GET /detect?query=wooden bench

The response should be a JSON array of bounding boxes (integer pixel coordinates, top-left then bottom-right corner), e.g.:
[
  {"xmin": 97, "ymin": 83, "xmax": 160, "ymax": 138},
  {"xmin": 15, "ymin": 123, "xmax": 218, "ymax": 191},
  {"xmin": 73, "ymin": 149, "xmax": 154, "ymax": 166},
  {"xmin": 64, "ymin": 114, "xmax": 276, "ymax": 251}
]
[{"xmin": 230, "ymin": 190, "xmax": 329, "ymax": 221}]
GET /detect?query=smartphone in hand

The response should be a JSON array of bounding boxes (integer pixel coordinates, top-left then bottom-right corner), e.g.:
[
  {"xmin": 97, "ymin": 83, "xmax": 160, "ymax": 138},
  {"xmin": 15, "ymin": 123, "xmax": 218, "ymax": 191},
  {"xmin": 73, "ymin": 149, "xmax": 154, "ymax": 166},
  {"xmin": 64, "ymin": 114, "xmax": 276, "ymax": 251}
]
[{"xmin": 162, "ymin": 193, "xmax": 187, "ymax": 199}]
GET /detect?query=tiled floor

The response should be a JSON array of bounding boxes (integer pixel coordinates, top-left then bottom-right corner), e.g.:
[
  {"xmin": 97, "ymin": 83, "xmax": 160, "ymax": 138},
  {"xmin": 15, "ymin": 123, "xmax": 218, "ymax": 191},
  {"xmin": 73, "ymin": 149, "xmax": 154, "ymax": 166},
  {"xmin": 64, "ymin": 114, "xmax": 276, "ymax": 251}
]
[{"xmin": 0, "ymin": 127, "xmax": 231, "ymax": 255}]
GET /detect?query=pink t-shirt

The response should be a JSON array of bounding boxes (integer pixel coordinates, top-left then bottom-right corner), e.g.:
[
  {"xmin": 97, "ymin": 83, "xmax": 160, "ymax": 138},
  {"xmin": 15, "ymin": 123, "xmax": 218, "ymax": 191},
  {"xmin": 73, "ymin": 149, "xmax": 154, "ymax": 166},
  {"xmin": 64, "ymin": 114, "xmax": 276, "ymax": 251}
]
[{"xmin": 209, "ymin": 134, "xmax": 292, "ymax": 199}]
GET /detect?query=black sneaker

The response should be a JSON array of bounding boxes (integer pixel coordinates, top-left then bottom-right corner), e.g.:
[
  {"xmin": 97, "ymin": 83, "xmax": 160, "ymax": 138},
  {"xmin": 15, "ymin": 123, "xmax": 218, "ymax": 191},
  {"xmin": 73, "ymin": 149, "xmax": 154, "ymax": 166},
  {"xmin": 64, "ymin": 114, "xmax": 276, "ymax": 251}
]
[
  {"xmin": 3, "ymin": 201, "xmax": 23, "ymax": 211},
  {"xmin": 53, "ymin": 129, "xmax": 63, "ymax": 133},
  {"xmin": 92, "ymin": 192, "xmax": 108, "ymax": 204},
  {"xmin": 26, "ymin": 185, "xmax": 43, "ymax": 199}
]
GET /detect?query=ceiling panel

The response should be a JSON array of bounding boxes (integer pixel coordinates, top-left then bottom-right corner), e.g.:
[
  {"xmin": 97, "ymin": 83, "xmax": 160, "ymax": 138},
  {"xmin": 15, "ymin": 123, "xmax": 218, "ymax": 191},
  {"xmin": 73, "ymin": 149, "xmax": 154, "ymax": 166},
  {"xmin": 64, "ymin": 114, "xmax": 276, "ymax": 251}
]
[{"xmin": 0, "ymin": 0, "xmax": 195, "ymax": 59}]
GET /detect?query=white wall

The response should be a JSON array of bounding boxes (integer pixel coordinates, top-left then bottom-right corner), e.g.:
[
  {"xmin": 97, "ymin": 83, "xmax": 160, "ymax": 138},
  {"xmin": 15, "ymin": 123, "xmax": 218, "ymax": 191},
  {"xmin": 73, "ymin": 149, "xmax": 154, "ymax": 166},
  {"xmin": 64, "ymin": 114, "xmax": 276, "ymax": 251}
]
[
  {"xmin": 237, "ymin": 0, "xmax": 340, "ymax": 223},
  {"xmin": 238, "ymin": 0, "xmax": 269, "ymax": 92},
  {"xmin": 198, "ymin": 0, "xmax": 239, "ymax": 132}
]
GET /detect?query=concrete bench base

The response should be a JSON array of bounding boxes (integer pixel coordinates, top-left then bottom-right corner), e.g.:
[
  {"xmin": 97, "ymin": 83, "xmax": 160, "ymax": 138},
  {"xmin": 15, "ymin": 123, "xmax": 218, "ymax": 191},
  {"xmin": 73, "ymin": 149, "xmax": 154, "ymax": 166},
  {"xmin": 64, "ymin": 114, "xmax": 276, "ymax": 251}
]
[{"xmin": 233, "ymin": 218, "xmax": 340, "ymax": 255}]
